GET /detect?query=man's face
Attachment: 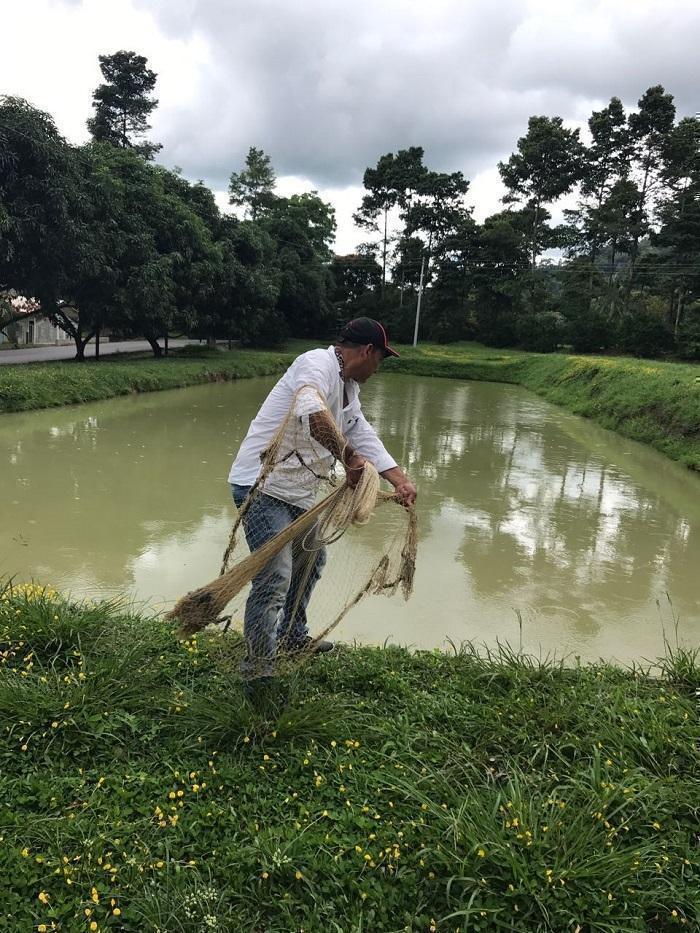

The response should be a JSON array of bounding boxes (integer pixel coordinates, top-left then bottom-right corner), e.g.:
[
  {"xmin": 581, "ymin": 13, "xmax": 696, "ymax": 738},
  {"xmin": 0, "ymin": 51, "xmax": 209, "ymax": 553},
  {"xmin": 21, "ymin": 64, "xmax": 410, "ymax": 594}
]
[{"xmin": 355, "ymin": 345, "xmax": 384, "ymax": 383}]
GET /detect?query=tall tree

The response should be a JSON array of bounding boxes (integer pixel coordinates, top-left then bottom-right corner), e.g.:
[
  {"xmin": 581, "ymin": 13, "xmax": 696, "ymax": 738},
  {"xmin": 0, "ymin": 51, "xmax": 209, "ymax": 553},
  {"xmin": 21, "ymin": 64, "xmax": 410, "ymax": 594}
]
[
  {"xmin": 354, "ymin": 147, "xmax": 426, "ymax": 295},
  {"xmin": 87, "ymin": 51, "xmax": 162, "ymax": 158},
  {"xmin": 228, "ymin": 146, "xmax": 277, "ymax": 221},
  {"xmin": 624, "ymin": 85, "xmax": 676, "ymax": 300},
  {"xmin": 651, "ymin": 116, "xmax": 700, "ymax": 334},
  {"xmin": 499, "ymin": 116, "xmax": 584, "ymax": 269},
  {"xmin": 353, "ymin": 152, "xmax": 397, "ymax": 294},
  {"xmin": 404, "ymin": 170, "xmax": 471, "ymax": 255},
  {"xmin": 565, "ymin": 97, "xmax": 631, "ymax": 307}
]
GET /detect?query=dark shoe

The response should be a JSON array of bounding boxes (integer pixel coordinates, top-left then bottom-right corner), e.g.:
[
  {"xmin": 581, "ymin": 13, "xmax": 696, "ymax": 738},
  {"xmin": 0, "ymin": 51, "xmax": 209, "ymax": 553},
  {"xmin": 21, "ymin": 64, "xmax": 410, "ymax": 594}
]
[{"xmin": 281, "ymin": 635, "xmax": 334, "ymax": 657}]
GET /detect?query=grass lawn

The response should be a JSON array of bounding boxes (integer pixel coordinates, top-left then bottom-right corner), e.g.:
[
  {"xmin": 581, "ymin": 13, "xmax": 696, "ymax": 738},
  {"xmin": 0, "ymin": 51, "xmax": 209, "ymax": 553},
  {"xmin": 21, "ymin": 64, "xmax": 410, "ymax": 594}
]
[
  {"xmin": 1, "ymin": 584, "xmax": 697, "ymax": 932},
  {"xmin": 0, "ymin": 346, "xmax": 294, "ymax": 414}
]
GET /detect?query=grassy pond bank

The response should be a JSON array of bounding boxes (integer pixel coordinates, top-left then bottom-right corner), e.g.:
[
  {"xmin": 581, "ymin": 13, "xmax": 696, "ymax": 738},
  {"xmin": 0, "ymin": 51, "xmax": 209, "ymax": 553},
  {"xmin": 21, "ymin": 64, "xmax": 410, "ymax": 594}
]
[
  {"xmin": 1, "ymin": 585, "xmax": 698, "ymax": 931},
  {"xmin": 1, "ymin": 342, "xmax": 698, "ymax": 471}
]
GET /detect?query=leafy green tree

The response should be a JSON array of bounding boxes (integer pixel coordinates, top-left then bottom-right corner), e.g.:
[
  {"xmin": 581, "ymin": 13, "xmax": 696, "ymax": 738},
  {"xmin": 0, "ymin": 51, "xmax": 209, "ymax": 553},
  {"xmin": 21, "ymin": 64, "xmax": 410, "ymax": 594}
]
[
  {"xmin": 499, "ymin": 116, "xmax": 585, "ymax": 269},
  {"xmin": 427, "ymin": 215, "xmax": 479, "ymax": 341},
  {"xmin": 262, "ymin": 192, "xmax": 336, "ymax": 338},
  {"xmin": 515, "ymin": 309, "xmax": 566, "ymax": 352},
  {"xmin": 74, "ymin": 145, "xmax": 220, "ymax": 356},
  {"xmin": 353, "ymin": 152, "xmax": 397, "ymax": 293},
  {"xmin": 676, "ymin": 301, "xmax": 700, "ymax": 359},
  {"xmin": 566, "ymin": 304, "xmax": 616, "ymax": 353},
  {"xmin": 582, "ymin": 179, "xmax": 640, "ymax": 317},
  {"xmin": 616, "ymin": 296, "xmax": 674, "ymax": 357},
  {"xmin": 564, "ymin": 97, "xmax": 631, "ymax": 309},
  {"xmin": 194, "ymin": 216, "xmax": 281, "ymax": 347},
  {"xmin": 87, "ymin": 51, "xmax": 162, "ymax": 159},
  {"xmin": 652, "ymin": 117, "xmax": 700, "ymax": 334},
  {"xmin": 0, "ymin": 96, "xmax": 100, "ymax": 359},
  {"xmin": 331, "ymin": 251, "xmax": 382, "ymax": 307},
  {"xmin": 404, "ymin": 170, "xmax": 470, "ymax": 256},
  {"xmin": 228, "ymin": 146, "xmax": 277, "ymax": 221},
  {"xmin": 624, "ymin": 85, "xmax": 676, "ymax": 300},
  {"xmin": 391, "ymin": 235, "xmax": 425, "ymax": 293},
  {"xmin": 397, "ymin": 168, "xmax": 471, "ymax": 341},
  {"xmin": 354, "ymin": 147, "xmax": 427, "ymax": 295},
  {"xmin": 125, "ymin": 166, "xmax": 221, "ymax": 354},
  {"xmin": 472, "ymin": 211, "xmax": 530, "ymax": 346}
]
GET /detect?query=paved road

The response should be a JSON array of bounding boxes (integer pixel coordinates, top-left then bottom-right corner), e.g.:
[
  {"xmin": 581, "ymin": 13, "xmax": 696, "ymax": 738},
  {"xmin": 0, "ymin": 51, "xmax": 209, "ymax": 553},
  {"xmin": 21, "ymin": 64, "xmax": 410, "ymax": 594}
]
[{"xmin": 0, "ymin": 339, "xmax": 197, "ymax": 365}]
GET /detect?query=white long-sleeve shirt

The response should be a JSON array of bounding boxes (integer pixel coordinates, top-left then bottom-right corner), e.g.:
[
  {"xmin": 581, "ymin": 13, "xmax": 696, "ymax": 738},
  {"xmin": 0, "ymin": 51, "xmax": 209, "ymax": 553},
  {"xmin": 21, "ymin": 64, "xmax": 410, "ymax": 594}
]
[{"xmin": 229, "ymin": 346, "xmax": 397, "ymax": 507}]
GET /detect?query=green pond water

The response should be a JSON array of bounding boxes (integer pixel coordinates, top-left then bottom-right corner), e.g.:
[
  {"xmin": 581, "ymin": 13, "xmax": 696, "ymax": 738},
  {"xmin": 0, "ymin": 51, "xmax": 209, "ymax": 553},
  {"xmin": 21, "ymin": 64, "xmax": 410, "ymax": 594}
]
[{"xmin": 1, "ymin": 373, "xmax": 698, "ymax": 663}]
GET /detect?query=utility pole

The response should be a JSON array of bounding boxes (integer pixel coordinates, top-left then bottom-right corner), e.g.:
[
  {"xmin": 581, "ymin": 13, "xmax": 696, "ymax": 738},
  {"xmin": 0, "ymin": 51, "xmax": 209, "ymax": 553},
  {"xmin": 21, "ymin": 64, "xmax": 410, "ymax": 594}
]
[{"xmin": 412, "ymin": 256, "xmax": 426, "ymax": 348}]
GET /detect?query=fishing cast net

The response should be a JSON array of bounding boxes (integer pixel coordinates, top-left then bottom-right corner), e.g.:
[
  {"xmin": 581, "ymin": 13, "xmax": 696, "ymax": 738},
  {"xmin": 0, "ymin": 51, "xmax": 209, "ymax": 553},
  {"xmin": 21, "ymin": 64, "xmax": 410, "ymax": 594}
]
[{"xmin": 166, "ymin": 385, "xmax": 417, "ymax": 679}]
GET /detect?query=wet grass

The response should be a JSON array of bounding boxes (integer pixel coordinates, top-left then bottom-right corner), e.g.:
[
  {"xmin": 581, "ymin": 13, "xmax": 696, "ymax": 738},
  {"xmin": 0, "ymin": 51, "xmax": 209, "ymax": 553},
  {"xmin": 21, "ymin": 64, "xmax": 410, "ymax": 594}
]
[{"xmin": 1, "ymin": 584, "xmax": 698, "ymax": 931}]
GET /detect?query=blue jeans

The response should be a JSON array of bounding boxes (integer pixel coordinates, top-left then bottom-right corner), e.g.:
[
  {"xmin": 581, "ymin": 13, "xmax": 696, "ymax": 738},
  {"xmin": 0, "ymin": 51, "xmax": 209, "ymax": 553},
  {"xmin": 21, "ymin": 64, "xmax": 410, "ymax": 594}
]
[{"xmin": 231, "ymin": 485, "xmax": 327, "ymax": 676}]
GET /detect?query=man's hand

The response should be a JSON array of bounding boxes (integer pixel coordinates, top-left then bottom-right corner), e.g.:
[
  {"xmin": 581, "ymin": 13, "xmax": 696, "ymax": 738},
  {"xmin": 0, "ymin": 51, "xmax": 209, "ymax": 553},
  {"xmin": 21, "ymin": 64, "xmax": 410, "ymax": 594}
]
[
  {"xmin": 393, "ymin": 479, "xmax": 417, "ymax": 507},
  {"xmin": 344, "ymin": 452, "xmax": 367, "ymax": 489},
  {"xmin": 380, "ymin": 466, "xmax": 417, "ymax": 507}
]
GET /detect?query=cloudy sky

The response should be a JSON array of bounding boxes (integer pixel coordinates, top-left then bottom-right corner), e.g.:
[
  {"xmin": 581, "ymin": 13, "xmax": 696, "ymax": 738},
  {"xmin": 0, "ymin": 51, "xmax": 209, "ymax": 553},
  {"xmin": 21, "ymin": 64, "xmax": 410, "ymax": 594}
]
[{"xmin": 3, "ymin": 0, "xmax": 698, "ymax": 252}]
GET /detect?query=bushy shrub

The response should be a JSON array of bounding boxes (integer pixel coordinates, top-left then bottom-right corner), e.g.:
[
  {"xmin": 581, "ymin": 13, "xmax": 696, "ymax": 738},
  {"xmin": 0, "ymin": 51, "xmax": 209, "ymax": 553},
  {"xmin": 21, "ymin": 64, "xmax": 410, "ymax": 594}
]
[
  {"xmin": 516, "ymin": 310, "xmax": 566, "ymax": 353},
  {"xmin": 567, "ymin": 308, "xmax": 616, "ymax": 353},
  {"xmin": 240, "ymin": 308, "xmax": 289, "ymax": 348},
  {"xmin": 616, "ymin": 308, "xmax": 674, "ymax": 358},
  {"xmin": 428, "ymin": 312, "xmax": 478, "ymax": 344},
  {"xmin": 341, "ymin": 287, "xmax": 417, "ymax": 344},
  {"xmin": 476, "ymin": 308, "xmax": 517, "ymax": 347},
  {"xmin": 172, "ymin": 343, "xmax": 222, "ymax": 358}
]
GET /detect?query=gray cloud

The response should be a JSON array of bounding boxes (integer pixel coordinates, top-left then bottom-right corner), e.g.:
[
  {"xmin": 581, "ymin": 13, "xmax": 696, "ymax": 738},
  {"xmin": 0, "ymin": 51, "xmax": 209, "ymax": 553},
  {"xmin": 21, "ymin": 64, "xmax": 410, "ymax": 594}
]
[{"xmin": 138, "ymin": 0, "xmax": 699, "ymax": 194}]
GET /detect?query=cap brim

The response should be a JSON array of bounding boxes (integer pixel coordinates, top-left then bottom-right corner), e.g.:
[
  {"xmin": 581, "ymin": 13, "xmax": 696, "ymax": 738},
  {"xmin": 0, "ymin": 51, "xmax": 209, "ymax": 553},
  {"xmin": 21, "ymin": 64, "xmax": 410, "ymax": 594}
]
[{"xmin": 383, "ymin": 345, "xmax": 400, "ymax": 358}]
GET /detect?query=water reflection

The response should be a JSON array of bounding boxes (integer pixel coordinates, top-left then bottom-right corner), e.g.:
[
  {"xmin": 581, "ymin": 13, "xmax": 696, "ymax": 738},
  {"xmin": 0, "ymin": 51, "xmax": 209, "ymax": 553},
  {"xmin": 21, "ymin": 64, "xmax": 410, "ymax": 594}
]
[{"xmin": 0, "ymin": 374, "xmax": 698, "ymax": 663}]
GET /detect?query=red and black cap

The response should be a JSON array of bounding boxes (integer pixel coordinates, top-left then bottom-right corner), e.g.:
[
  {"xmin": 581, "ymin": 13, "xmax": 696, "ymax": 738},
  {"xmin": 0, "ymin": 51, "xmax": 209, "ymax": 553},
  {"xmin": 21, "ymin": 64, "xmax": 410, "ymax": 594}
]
[{"xmin": 338, "ymin": 317, "xmax": 400, "ymax": 358}]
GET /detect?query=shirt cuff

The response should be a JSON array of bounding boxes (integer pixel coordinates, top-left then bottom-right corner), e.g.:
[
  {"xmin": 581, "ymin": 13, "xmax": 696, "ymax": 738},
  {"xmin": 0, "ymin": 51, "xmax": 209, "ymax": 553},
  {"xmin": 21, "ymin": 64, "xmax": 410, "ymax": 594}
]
[{"xmin": 371, "ymin": 452, "xmax": 398, "ymax": 474}]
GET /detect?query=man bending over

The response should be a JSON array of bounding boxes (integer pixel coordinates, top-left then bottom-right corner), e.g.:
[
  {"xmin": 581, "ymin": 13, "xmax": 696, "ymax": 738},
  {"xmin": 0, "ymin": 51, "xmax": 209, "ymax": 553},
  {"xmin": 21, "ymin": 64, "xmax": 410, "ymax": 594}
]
[{"xmin": 228, "ymin": 317, "xmax": 417, "ymax": 679}]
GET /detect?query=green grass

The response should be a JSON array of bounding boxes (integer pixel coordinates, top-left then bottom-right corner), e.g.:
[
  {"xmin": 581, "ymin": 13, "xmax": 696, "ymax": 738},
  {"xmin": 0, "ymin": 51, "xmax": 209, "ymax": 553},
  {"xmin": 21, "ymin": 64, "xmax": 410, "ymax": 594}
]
[
  {"xmin": 389, "ymin": 344, "xmax": 700, "ymax": 471},
  {"xmin": 1, "ymin": 584, "xmax": 698, "ymax": 931},
  {"xmin": 0, "ymin": 346, "xmax": 294, "ymax": 413}
]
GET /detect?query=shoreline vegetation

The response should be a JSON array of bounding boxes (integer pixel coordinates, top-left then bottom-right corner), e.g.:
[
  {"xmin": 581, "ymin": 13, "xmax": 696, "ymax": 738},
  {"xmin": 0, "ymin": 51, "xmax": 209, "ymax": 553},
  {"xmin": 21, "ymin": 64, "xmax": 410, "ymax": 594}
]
[
  {"xmin": 1, "ymin": 584, "xmax": 697, "ymax": 931},
  {"xmin": 0, "ymin": 341, "xmax": 698, "ymax": 471}
]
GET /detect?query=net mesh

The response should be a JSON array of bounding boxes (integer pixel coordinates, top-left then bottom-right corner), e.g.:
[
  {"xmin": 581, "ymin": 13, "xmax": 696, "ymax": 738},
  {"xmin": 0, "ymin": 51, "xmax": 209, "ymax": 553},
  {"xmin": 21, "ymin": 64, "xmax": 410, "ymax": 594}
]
[{"xmin": 167, "ymin": 385, "xmax": 417, "ymax": 679}]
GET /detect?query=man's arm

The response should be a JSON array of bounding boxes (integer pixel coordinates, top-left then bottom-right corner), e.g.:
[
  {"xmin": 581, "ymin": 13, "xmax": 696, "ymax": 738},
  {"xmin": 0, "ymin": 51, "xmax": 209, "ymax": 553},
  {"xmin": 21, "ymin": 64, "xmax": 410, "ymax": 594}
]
[
  {"xmin": 309, "ymin": 410, "xmax": 367, "ymax": 487},
  {"xmin": 309, "ymin": 406, "xmax": 417, "ymax": 503},
  {"xmin": 344, "ymin": 409, "xmax": 417, "ymax": 505},
  {"xmin": 381, "ymin": 465, "xmax": 417, "ymax": 506}
]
